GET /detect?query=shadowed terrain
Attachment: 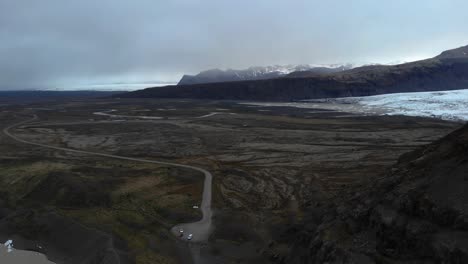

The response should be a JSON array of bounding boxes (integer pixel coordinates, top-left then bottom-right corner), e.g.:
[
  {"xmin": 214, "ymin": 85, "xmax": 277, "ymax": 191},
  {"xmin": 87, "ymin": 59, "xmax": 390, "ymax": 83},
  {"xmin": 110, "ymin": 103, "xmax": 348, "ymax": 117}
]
[{"xmin": 272, "ymin": 123, "xmax": 468, "ymax": 263}]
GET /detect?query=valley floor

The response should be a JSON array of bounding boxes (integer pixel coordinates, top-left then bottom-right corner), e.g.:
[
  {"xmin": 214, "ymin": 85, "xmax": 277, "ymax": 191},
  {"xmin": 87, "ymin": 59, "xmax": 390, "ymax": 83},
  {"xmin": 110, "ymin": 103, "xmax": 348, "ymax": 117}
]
[{"xmin": 0, "ymin": 97, "xmax": 461, "ymax": 264}]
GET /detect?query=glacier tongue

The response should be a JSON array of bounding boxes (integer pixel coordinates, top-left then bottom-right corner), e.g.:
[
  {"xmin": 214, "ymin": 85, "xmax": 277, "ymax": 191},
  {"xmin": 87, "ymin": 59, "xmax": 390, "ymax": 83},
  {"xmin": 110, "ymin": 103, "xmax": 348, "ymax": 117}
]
[
  {"xmin": 242, "ymin": 89, "xmax": 468, "ymax": 122},
  {"xmin": 342, "ymin": 89, "xmax": 468, "ymax": 121}
]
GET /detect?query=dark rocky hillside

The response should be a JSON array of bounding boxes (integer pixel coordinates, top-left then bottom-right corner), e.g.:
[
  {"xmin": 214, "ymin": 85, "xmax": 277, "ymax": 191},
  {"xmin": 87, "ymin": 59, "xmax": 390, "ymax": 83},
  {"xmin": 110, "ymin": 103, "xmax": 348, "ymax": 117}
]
[
  {"xmin": 120, "ymin": 45, "xmax": 468, "ymax": 101},
  {"xmin": 268, "ymin": 123, "xmax": 468, "ymax": 263},
  {"xmin": 436, "ymin": 45, "xmax": 468, "ymax": 59},
  {"xmin": 177, "ymin": 65, "xmax": 351, "ymax": 85}
]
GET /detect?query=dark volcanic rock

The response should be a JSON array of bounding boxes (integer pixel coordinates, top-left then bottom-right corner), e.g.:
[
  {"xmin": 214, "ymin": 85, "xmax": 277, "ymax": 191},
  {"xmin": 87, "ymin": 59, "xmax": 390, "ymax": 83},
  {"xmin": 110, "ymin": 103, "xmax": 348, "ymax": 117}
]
[
  {"xmin": 270, "ymin": 123, "xmax": 468, "ymax": 263},
  {"xmin": 120, "ymin": 45, "xmax": 468, "ymax": 101}
]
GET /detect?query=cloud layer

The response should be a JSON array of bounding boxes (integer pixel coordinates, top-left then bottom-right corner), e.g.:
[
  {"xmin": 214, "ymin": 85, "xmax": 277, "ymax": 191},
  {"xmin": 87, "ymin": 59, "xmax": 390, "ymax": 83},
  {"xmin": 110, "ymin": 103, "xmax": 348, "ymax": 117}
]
[{"xmin": 1, "ymin": 0, "xmax": 468, "ymax": 89}]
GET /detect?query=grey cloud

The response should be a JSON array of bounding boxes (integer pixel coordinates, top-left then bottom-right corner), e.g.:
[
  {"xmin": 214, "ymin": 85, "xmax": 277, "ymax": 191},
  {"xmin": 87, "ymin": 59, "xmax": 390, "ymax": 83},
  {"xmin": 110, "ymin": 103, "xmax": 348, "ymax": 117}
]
[{"xmin": 1, "ymin": 0, "xmax": 468, "ymax": 89}]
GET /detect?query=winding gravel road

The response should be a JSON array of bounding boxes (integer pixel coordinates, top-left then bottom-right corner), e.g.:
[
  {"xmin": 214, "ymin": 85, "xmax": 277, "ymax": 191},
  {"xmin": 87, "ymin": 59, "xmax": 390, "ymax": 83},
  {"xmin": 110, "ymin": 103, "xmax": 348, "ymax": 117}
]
[{"xmin": 3, "ymin": 115, "xmax": 213, "ymax": 244}]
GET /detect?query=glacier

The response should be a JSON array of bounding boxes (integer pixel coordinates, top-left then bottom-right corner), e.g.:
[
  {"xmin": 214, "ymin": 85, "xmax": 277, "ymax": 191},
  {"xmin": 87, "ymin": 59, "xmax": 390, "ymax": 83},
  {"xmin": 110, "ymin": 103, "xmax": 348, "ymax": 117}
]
[
  {"xmin": 242, "ymin": 89, "xmax": 468, "ymax": 122},
  {"xmin": 333, "ymin": 89, "xmax": 468, "ymax": 121}
]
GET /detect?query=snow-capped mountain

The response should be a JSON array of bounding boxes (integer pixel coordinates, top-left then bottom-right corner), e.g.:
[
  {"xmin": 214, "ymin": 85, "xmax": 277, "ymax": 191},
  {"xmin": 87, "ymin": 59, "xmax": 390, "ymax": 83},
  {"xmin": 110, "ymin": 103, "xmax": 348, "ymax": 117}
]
[
  {"xmin": 124, "ymin": 44, "xmax": 468, "ymax": 101},
  {"xmin": 178, "ymin": 64, "xmax": 353, "ymax": 85}
]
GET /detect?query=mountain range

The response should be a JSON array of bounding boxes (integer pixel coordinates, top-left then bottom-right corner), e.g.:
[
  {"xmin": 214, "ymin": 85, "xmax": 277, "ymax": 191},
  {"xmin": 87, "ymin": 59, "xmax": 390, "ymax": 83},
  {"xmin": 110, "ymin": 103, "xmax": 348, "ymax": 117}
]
[
  {"xmin": 119, "ymin": 44, "xmax": 468, "ymax": 101},
  {"xmin": 177, "ymin": 64, "xmax": 353, "ymax": 85}
]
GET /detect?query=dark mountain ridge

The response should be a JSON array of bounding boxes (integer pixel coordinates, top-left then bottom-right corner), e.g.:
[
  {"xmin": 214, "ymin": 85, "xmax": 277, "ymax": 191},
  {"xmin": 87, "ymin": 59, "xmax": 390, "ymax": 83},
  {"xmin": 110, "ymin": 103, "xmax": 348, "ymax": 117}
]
[
  {"xmin": 177, "ymin": 64, "xmax": 352, "ymax": 85},
  {"xmin": 120, "ymin": 44, "xmax": 468, "ymax": 101}
]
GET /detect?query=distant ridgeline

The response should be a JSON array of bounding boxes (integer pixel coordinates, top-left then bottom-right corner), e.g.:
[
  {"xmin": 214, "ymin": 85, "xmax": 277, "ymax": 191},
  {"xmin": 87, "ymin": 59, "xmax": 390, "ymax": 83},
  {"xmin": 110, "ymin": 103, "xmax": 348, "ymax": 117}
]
[
  {"xmin": 118, "ymin": 44, "xmax": 468, "ymax": 101},
  {"xmin": 0, "ymin": 91, "xmax": 120, "ymax": 100},
  {"xmin": 177, "ymin": 64, "xmax": 353, "ymax": 85}
]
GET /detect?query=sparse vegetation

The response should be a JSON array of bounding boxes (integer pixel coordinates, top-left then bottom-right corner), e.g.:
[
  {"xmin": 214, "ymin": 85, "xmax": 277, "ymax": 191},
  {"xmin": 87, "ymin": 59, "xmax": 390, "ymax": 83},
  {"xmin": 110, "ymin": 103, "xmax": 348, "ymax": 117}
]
[{"xmin": 0, "ymin": 98, "xmax": 460, "ymax": 263}]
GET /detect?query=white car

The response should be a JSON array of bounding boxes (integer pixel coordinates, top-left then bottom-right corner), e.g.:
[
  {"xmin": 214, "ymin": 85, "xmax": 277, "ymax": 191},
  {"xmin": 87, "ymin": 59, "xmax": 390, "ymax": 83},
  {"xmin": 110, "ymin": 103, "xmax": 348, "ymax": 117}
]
[
  {"xmin": 179, "ymin": 229, "xmax": 184, "ymax": 237},
  {"xmin": 187, "ymin": 234, "xmax": 193, "ymax": 240}
]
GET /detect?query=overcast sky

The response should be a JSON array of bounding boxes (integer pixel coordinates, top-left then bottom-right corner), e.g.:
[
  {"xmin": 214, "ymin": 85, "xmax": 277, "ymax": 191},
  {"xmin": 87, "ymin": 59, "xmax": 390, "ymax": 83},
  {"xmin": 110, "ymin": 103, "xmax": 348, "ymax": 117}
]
[{"xmin": 1, "ymin": 0, "xmax": 468, "ymax": 90}]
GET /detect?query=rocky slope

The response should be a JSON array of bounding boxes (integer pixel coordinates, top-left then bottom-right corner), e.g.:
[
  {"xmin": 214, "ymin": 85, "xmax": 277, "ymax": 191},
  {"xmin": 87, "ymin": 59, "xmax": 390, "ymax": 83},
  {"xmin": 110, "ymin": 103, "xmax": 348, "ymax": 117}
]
[
  {"xmin": 268, "ymin": 123, "xmax": 468, "ymax": 263},
  {"xmin": 120, "ymin": 44, "xmax": 468, "ymax": 101},
  {"xmin": 177, "ymin": 65, "xmax": 352, "ymax": 85}
]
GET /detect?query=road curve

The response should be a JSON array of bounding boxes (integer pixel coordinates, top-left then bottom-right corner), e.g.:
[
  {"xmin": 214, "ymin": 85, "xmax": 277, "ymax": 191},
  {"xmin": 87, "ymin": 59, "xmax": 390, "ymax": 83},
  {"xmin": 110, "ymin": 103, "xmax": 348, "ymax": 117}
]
[{"xmin": 3, "ymin": 115, "xmax": 213, "ymax": 243}]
